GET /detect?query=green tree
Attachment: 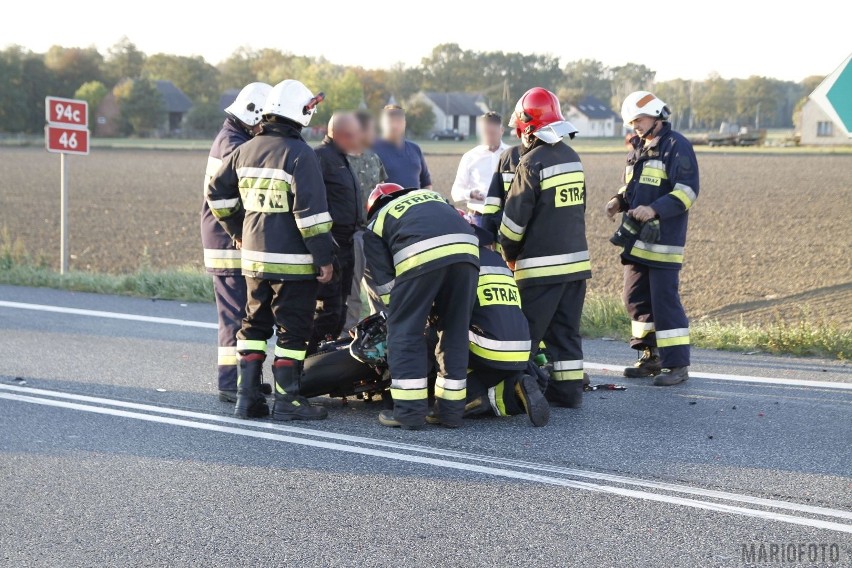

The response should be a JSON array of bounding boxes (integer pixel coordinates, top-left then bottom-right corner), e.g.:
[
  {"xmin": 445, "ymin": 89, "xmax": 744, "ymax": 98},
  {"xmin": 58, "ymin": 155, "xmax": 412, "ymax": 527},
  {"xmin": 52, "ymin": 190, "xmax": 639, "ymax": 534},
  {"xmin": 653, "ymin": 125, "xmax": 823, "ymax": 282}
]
[
  {"xmin": 355, "ymin": 67, "xmax": 389, "ymax": 111},
  {"xmin": 74, "ymin": 80, "xmax": 108, "ymax": 129},
  {"xmin": 656, "ymin": 79, "xmax": 694, "ymax": 130},
  {"xmin": 734, "ymin": 76, "xmax": 778, "ymax": 128},
  {"xmin": 693, "ymin": 74, "xmax": 735, "ymax": 129},
  {"xmin": 114, "ymin": 78, "xmax": 164, "ymax": 136},
  {"xmin": 0, "ymin": 46, "xmax": 55, "ymax": 132},
  {"xmin": 305, "ymin": 68, "xmax": 363, "ymax": 125},
  {"xmin": 420, "ymin": 43, "xmax": 480, "ymax": 91},
  {"xmin": 185, "ymin": 101, "xmax": 224, "ymax": 137},
  {"xmin": 102, "ymin": 37, "xmax": 146, "ymax": 84},
  {"xmin": 610, "ymin": 63, "xmax": 655, "ymax": 110},
  {"xmin": 562, "ymin": 59, "xmax": 611, "ymax": 103},
  {"xmin": 404, "ymin": 99, "xmax": 435, "ymax": 137},
  {"xmin": 143, "ymin": 53, "xmax": 219, "ymax": 103},
  {"xmin": 217, "ymin": 47, "xmax": 259, "ymax": 90},
  {"xmin": 44, "ymin": 45, "xmax": 103, "ymax": 96},
  {"xmin": 385, "ymin": 62, "xmax": 423, "ymax": 102}
]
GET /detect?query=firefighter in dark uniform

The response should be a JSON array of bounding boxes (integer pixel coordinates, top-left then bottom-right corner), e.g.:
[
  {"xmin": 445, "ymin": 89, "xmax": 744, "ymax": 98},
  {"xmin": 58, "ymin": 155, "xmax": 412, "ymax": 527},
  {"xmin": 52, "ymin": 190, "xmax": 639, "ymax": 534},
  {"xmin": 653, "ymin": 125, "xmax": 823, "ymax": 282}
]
[
  {"xmin": 207, "ymin": 79, "xmax": 334, "ymax": 421},
  {"xmin": 498, "ymin": 87, "xmax": 589, "ymax": 409},
  {"xmin": 201, "ymin": 82, "xmax": 271, "ymax": 402},
  {"xmin": 606, "ymin": 91, "xmax": 699, "ymax": 386},
  {"xmin": 363, "ymin": 184, "xmax": 479, "ymax": 430},
  {"xmin": 458, "ymin": 218, "xmax": 550, "ymax": 427},
  {"xmin": 482, "ymin": 144, "xmax": 521, "ymax": 251}
]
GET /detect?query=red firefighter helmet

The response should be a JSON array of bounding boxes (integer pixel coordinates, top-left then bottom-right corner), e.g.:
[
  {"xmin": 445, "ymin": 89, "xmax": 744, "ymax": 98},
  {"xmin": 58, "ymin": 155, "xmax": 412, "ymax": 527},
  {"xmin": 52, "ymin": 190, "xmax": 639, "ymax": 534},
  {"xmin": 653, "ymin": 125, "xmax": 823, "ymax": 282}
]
[
  {"xmin": 367, "ymin": 182, "xmax": 417, "ymax": 218},
  {"xmin": 510, "ymin": 87, "xmax": 578, "ymax": 143}
]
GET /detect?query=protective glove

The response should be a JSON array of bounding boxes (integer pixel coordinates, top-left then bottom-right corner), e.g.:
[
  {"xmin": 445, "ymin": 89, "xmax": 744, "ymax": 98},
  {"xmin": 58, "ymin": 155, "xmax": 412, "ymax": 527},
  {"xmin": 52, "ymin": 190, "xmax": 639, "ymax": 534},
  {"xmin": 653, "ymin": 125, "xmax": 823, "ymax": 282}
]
[
  {"xmin": 639, "ymin": 219, "xmax": 660, "ymax": 243},
  {"xmin": 609, "ymin": 214, "xmax": 641, "ymax": 247}
]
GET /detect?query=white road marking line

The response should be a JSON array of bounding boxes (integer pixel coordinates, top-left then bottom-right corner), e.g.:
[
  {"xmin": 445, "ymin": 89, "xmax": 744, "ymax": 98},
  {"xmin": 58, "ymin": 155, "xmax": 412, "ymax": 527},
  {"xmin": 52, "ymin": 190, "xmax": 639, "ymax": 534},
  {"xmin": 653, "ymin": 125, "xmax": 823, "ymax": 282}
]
[
  {"xmin": 0, "ymin": 300, "xmax": 218, "ymax": 330},
  {"xmin": 584, "ymin": 363, "xmax": 852, "ymax": 391},
  {"xmin": 1, "ymin": 299, "xmax": 849, "ymax": 390},
  {"xmin": 2, "ymin": 383, "xmax": 851, "ymax": 524},
  {"xmin": 1, "ymin": 391, "xmax": 850, "ymax": 534}
]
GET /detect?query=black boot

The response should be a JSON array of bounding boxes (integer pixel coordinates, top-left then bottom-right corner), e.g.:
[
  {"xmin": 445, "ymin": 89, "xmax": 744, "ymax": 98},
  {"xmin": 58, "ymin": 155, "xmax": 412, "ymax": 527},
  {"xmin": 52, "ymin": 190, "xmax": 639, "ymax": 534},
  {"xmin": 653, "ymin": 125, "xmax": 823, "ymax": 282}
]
[
  {"xmin": 515, "ymin": 374, "xmax": 550, "ymax": 427},
  {"xmin": 624, "ymin": 347, "xmax": 662, "ymax": 378},
  {"xmin": 271, "ymin": 359, "xmax": 329, "ymax": 421},
  {"xmin": 654, "ymin": 366, "xmax": 689, "ymax": 386},
  {"xmin": 545, "ymin": 379, "xmax": 584, "ymax": 409},
  {"xmin": 234, "ymin": 353, "xmax": 270, "ymax": 419}
]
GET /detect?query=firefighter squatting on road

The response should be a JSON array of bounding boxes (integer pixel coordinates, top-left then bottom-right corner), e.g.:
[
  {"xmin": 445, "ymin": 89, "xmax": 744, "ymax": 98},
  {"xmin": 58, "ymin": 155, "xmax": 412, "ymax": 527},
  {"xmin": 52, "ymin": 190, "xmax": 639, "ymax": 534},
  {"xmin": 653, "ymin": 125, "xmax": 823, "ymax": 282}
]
[{"xmin": 204, "ymin": 78, "xmax": 698, "ymax": 430}]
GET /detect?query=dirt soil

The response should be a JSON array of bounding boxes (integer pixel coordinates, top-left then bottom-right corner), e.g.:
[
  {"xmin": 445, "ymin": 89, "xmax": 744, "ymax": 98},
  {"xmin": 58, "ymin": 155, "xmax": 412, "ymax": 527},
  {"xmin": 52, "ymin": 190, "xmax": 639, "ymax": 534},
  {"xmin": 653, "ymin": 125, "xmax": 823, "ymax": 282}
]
[{"xmin": 1, "ymin": 147, "xmax": 850, "ymax": 326}]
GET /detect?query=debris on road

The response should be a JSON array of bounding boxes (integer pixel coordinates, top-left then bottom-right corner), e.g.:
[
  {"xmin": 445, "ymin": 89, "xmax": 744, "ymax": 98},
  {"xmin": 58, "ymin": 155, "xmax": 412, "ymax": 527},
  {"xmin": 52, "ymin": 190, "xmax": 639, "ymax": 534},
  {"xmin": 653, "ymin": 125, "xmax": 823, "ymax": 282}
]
[{"xmin": 584, "ymin": 383, "xmax": 627, "ymax": 391}]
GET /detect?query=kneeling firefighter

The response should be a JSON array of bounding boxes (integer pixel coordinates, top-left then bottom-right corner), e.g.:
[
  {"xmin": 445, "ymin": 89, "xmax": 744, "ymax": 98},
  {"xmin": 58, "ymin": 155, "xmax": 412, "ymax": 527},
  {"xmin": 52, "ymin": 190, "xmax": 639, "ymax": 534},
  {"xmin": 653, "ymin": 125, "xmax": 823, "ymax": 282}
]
[
  {"xmin": 363, "ymin": 183, "xmax": 480, "ymax": 430},
  {"xmin": 457, "ymin": 218, "xmax": 550, "ymax": 427}
]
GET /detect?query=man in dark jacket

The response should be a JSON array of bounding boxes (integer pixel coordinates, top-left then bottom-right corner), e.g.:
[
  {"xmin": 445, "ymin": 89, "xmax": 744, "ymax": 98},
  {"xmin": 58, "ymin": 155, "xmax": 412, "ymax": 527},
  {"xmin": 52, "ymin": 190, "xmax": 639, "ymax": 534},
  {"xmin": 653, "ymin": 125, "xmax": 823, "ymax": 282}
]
[
  {"xmin": 200, "ymin": 82, "xmax": 271, "ymax": 402},
  {"xmin": 498, "ymin": 88, "xmax": 589, "ymax": 410},
  {"xmin": 207, "ymin": 79, "xmax": 334, "ymax": 422},
  {"xmin": 309, "ymin": 112, "xmax": 363, "ymax": 351},
  {"xmin": 606, "ymin": 91, "xmax": 699, "ymax": 386}
]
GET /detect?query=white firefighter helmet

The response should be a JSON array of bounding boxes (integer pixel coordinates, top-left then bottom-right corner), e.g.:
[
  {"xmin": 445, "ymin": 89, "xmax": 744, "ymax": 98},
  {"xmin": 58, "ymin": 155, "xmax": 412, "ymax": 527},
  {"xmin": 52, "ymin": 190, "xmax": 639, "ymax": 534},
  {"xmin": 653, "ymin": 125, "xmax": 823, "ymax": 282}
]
[
  {"xmin": 621, "ymin": 91, "xmax": 670, "ymax": 125},
  {"xmin": 225, "ymin": 82, "xmax": 272, "ymax": 126},
  {"xmin": 263, "ymin": 80, "xmax": 322, "ymax": 127}
]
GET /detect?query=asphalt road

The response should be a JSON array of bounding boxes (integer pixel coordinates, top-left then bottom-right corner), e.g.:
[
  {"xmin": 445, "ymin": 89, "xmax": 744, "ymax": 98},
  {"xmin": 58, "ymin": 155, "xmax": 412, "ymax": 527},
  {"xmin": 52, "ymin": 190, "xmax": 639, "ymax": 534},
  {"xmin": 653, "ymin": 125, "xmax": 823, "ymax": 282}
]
[{"xmin": 1, "ymin": 284, "xmax": 850, "ymax": 567}]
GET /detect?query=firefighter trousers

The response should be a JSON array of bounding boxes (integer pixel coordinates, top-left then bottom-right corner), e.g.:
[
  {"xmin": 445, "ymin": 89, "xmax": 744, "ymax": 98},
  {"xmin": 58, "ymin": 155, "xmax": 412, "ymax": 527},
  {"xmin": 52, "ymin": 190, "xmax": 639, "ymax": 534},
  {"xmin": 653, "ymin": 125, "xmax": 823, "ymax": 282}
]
[
  {"xmin": 387, "ymin": 263, "xmax": 478, "ymax": 426},
  {"xmin": 521, "ymin": 280, "xmax": 586, "ymax": 405},
  {"xmin": 466, "ymin": 364, "xmax": 524, "ymax": 417},
  {"xmin": 623, "ymin": 262, "xmax": 690, "ymax": 368},
  {"xmin": 212, "ymin": 274, "xmax": 247, "ymax": 392},
  {"xmin": 237, "ymin": 277, "xmax": 319, "ymax": 364},
  {"xmin": 310, "ymin": 239, "xmax": 355, "ymax": 353}
]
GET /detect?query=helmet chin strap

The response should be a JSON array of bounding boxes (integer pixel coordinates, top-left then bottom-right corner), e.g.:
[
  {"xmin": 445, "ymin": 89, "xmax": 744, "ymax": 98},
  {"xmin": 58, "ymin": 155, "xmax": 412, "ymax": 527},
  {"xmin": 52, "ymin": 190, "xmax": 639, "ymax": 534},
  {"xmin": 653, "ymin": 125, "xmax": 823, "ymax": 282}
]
[{"xmin": 641, "ymin": 118, "xmax": 661, "ymax": 140}]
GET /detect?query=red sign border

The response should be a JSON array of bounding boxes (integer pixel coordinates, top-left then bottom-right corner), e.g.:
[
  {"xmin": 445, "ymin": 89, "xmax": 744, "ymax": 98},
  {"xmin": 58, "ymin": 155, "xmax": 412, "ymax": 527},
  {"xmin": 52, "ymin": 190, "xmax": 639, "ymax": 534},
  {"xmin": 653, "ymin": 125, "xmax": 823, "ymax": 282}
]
[
  {"xmin": 45, "ymin": 124, "xmax": 90, "ymax": 156},
  {"xmin": 45, "ymin": 96, "xmax": 89, "ymax": 127}
]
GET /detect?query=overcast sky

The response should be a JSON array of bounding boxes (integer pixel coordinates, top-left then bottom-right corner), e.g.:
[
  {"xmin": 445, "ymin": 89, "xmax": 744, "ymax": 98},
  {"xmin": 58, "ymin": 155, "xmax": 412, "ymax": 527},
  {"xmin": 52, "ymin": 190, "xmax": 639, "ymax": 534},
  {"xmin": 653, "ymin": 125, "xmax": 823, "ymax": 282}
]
[{"xmin": 4, "ymin": 0, "xmax": 848, "ymax": 82}]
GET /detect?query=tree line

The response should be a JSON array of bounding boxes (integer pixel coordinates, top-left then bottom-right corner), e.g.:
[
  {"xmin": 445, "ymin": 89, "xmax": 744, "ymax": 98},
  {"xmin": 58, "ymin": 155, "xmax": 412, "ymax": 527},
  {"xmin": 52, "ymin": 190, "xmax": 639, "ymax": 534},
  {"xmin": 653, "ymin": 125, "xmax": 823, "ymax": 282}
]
[{"xmin": 0, "ymin": 39, "xmax": 822, "ymax": 137}]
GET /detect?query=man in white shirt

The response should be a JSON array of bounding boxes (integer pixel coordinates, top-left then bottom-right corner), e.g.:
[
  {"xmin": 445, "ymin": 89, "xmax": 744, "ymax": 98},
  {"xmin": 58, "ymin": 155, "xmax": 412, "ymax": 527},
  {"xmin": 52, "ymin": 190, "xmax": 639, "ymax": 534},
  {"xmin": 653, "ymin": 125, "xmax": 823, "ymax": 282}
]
[{"xmin": 451, "ymin": 112, "xmax": 508, "ymax": 222}]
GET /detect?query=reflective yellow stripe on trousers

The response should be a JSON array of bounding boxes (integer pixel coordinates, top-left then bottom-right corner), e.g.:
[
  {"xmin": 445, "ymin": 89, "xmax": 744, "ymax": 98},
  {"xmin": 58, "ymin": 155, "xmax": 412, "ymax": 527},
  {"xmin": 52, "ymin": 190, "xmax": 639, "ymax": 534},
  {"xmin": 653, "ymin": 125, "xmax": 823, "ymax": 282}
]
[{"xmin": 390, "ymin": 378, "xmax": 428, "ymax": 401}]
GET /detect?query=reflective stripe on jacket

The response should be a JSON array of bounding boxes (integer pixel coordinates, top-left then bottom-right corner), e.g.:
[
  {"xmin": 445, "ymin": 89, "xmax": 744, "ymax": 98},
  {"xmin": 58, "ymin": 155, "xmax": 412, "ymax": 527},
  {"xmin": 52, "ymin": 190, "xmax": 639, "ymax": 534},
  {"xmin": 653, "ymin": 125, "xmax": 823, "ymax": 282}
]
[
  {"xmin": 482, "ymin": 146, "xmax": 521, "ymax": 252},
  {"xmin": 200, "ymin": 119, "xmax": 250, "ymax": 275},
  {"xmin": 363, "ymin": 189, "xmax": 480, "ymax": 304},
  {"xmin": 469, "ymin": 247, "xmax": 531, "ymax": 370},
  {"xmin": 206, "ymin": 121, "xmax": 334, "ymax": 280},
  {"xmin": 621, "ymin": 123, "xmax": 699, "ymax": 269},
  {"xmin": 497, "ymin": 140, "xmax": 591, "ymax": 289}
]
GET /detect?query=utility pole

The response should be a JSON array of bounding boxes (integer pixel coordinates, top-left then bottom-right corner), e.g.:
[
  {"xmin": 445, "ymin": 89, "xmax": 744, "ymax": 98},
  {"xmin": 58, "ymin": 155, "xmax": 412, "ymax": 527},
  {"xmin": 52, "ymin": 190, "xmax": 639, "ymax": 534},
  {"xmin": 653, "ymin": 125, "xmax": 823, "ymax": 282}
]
[{"xmin": 755, "ymin": 101, "xmax": 761, "ymax": 130}]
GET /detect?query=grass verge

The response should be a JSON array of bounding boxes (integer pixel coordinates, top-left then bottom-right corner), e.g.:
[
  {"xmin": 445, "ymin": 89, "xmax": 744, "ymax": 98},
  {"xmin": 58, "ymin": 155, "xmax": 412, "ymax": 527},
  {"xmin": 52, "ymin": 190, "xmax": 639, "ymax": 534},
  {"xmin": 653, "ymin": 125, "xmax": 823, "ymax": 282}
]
[{"xmin": 0, "ymin": 245, "xmax": 847, "ymax": 360}]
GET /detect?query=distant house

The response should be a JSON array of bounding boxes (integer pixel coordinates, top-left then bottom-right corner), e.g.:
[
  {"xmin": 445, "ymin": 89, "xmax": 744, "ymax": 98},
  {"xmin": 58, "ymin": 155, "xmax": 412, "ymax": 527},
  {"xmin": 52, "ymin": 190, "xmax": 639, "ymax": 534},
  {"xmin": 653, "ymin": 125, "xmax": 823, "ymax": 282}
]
[
  {"xmin": 798, "ymin": 53, "xmax": 851, "ymax": 146},
  {"xmin": 414, "ymin": 91, "xmax": 490, "ymax": 137},
  {"xmin": 155, "ymin": 80, "xmax": 193, "ymax": 132},
  {"xmin": 799, "ymin": 99, "xmax": 848, "ymax": 145},
  {"xmin": 94, "ymin": 79, "xmax": 193, "ymax": 137},
  {"xmin": 564, "ymin": 96, "xmax": 620, "ymax": 138}
]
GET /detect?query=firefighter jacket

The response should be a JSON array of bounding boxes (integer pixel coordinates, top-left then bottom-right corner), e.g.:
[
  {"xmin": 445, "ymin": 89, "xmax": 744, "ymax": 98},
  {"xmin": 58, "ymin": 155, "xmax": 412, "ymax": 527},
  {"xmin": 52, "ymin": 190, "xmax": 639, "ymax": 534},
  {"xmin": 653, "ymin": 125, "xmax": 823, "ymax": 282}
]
[
  {"xmin": 482, "ymin": 145, "xmax": 521, "ymax": 245},
  {"xmin": 363, "ymin": 189, "xmax": 480, "ymax": 304},
  {"xmin": 469, "ymin": 246, "xmax": 531, "ymax": 371},
  {"xmin": 200, "ymin": 118, "xmax": 250, "ymax": 275},
  {"xmin": 498, "ymin": 140, "xmax": 591, "ymax": 289},
  {"xmin": 207, "ymin": 121, "xmax": 334, "ymax": 280},
  {"xmin": 619, "ymin": 122, "xmax": 700, "ymax": 269}
]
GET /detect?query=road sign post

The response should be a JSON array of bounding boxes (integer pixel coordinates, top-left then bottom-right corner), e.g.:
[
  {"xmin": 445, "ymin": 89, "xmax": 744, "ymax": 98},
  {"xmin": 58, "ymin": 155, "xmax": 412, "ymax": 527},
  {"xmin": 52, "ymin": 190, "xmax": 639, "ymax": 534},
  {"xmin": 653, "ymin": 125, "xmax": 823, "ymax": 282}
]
[{"xmin": 45, "ymin": 96, "xmax": 90, "ymax": 274}]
